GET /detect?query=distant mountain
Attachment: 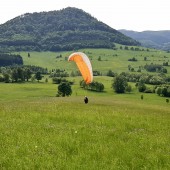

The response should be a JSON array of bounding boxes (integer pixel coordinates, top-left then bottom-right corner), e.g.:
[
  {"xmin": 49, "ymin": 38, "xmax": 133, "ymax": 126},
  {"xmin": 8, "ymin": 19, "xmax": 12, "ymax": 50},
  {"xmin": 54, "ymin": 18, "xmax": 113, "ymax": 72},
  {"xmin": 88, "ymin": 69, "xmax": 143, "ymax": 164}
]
[
  {"xmin": 0, "ymin": 7, "xmax": 139, "ymax": 52},
  {"xmin": 119, "ymin": 29, "xmax": 170, "ymax": 51}
]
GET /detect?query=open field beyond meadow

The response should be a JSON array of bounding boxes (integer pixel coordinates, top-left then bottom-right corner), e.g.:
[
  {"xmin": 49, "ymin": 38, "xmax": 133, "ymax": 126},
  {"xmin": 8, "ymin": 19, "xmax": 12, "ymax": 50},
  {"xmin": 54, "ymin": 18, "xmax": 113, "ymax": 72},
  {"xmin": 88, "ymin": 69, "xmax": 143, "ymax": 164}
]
[
  {"xmin": 16, "ymin": 47, "xmax": 170, "ymax": 75},
  {"xmin": 0, "ymin": 79, "xmax": 170, "ymax": 169}
]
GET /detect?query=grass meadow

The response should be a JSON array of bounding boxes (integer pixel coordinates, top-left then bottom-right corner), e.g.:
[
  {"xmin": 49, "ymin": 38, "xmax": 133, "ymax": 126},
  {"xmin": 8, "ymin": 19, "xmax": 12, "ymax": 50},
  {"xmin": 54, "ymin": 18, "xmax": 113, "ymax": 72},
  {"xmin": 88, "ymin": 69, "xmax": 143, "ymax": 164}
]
[
  {"xmin": 1, "ymin": 48, "xmax": 170, "ymax": 169},
  {"xmin": 18, "ymin": 47, "xmax": 170, "ymax": 75},
  {"xmin": 0, "ymin": 79, "xmax": 170, "ymax": 169}
]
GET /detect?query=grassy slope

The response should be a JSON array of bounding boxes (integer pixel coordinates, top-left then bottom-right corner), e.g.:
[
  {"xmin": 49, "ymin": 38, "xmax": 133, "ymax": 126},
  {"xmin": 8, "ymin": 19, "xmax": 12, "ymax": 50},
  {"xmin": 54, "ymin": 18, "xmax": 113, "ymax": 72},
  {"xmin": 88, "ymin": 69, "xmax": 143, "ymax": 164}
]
[
  {"xmin": 1, "ymin": 48, "xmax": 170, "ymax": 169},
  {"xmin": 0, "ymin": 79, "xmax": 170, "ymax": 169},
  {"xmin": 18, "ymin": 47, "xmax": 170, "ymax": 75}
]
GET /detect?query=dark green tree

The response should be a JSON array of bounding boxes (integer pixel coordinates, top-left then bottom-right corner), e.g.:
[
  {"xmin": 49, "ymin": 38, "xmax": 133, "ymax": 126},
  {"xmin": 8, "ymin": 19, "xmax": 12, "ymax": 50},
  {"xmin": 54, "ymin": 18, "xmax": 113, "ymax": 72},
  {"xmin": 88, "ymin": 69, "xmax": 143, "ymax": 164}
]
[
  {"xmin": 45, "ymin": 78, "xmax": 48, "ymax": 83},
  {"xmin": 106, "ymin": 70, "xmax": 115, "ymax": 77},
  {"xmin": 112, "ymin": 75, "xmax": 128, "ymax": 93},
  {"xmin": 96, "ymin": 82, "xmax": 104, "ymax": 92},
  {"xmin": 57, "ymin": 82, "xmax": 72, "ymax": 97},
  {"xmin": 98, "ymin": 56, "xmax": 102, "ymax": 61},
  {"xmin": 35, "ymin": 71, "xmax": 42, "ymax": 82},
  {"xmin": 138, "ymin": 81, "xmax": 146, "ymax": 92},
  {"xmin": 162, "ymin": 87, "xmax": 167, "ymax": 96},
  {"xmin": 125, "ymin": 84, "xmax": 132, "ymax": 93},
  {"xmin": 17, "ymin": 67, "xmax": 24, "ymax": 81},
  {"xmin": 24, "ymin": 68, "xmax": 32, "ymax": 81},
  {"xmin": 3, "ymin": 73, "xmax": 10, "ymax": 83},
  {"xmin": 156, "ymin": 87, "xmax": 162, "ymax": 96},
  {"xmin": 11, "ymin": 69, "xmax": 19, "ymax": 82}
]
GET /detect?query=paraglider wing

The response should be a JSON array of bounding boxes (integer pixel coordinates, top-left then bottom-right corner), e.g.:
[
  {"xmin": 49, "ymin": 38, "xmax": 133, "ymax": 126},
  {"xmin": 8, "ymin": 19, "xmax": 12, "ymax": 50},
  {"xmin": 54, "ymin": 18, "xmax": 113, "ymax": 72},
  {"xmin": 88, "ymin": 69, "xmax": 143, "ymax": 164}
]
[{"xmin": 68, "ymin": 52, "xmax": 93, "ymax": 84}]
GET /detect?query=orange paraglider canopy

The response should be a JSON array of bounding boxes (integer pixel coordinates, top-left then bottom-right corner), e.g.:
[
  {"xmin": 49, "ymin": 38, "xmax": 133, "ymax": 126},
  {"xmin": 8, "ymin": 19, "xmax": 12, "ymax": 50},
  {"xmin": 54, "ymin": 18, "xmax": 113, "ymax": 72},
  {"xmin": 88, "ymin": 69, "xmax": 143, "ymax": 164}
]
[{"xmin": 68, "ymin": 52, "xmax": 93, "ymax": 84}]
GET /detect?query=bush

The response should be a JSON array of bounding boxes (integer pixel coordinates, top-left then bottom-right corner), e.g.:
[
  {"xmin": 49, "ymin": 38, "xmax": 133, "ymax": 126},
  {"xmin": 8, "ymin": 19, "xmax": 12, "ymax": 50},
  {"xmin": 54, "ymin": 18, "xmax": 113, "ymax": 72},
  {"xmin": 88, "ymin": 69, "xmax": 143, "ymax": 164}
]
[
  {"xmin": 166, "ymin": 99, "xmax": 169, "ymax": 103},
  {"xmin": 144, "ymin": 88, "xmax": 153, "ymax": 93},
  {"xmin": 154, "ymin": 85, "xmax": 170, "ymax": 97},
  {"xmin": 53, "ymin": 77, "xmax": 67, "ymax": 84},
  {"xmin": 112, "ymin": 75, "xmax": 128, "ymax": 93},
  {"xmin": 80, "ymin": 80, "xmax": 104, "ymax": 92},
  {"xmin": 106, "ymin": 70, "xmax": 115, "ymax": 77},
  {"xmin": 156, "ymin": 87, "xmax": 162, "ymax": 96},
  {"xmin": 128, "ymin": 57, "xmax": 137, "ymax": 61},
  {"xmin": 138, "ymin": 82, "xmax": 146, "ymax": 92},
  {"xmin": 57, "ymin": 82, "xmax": 72, "ymax": 97},
  {"xmin": 125, "ymin": 85, "xmax": 132, "ymax": 93}
]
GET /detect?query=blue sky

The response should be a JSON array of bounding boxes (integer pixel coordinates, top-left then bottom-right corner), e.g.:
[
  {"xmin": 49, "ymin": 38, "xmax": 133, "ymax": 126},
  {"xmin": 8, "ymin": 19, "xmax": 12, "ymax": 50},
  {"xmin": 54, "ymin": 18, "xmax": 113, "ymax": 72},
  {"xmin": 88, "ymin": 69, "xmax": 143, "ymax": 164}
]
[{"xmin": 0, "ymin": 0, "xmax": 170, "ymax": 31}]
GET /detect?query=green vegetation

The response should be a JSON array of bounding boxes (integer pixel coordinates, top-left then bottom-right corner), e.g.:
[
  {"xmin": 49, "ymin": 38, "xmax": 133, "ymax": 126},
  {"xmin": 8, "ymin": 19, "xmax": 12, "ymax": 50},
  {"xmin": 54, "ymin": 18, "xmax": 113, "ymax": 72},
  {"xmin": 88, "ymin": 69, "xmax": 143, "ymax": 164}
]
[
  {"xmin": 0, "ymin": 81, "xmax": 170, "ymax": 169},
  {"xmin": 0, "ymin": 7, "xmax": 139, "ymax": 52},
  {"xmin": 0, "ymin": 6, "xmax": 169, "ymax": 169},
  {"xmin": 80, "ymin": 80, "xmax": 104, "ymax": 92},
  {"xmin": 9, "ymin": 47, "xmax": 169, "ymax": 74},
  {"xmin": 0, "ymin": 53, "xmax": 23, "ymax": 66},
  {"xmin": 0, "ymin": 47, "xmax": 170, "ymax": 169},
  {"xmin": 0, "ymin": 65, "xmax": 48, "ymax": 83},
  {"xmin": 57, "ymin": 82, "xmax": 72, "ymax": 97},
  {"xmin": 112, "ymin": 74, "xmax": 128, "ymax": 93}
]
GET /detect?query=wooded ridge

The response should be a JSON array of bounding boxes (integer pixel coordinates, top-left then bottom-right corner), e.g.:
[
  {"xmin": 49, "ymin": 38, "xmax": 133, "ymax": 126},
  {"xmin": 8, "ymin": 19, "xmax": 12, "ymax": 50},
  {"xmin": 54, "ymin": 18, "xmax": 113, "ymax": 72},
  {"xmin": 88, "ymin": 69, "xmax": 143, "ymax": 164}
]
[{"xmin": 0, "ymin": 7, "xmax": 139, "ymax": 52}]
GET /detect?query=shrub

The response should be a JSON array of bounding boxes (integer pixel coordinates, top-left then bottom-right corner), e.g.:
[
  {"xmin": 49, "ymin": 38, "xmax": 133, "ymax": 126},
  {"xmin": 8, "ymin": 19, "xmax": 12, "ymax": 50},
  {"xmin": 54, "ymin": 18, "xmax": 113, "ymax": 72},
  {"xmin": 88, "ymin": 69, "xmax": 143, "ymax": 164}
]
[
  {"xmin": 125, "ymin": 85, "xmax": 132, "ymax": 93},
  {"xmin": 112, "ymin": 75, "xmax": 128, "ymax": 93},
  {"xmin": 166, "ymin": 99, "xmax": 169, "ymax": 103},
  {"xmin": 57, "ymin": 82, "xmax": 72, "ymax": 97},
  {"xmin": 80, "ymin": 80, "xmax": 104, "ymax": 92},
  {"xmin": 144, "ymin": 88, "xmax": 153, "ymax": 93},
  {"xmin": 128, "ymin": 57, "xmax": 137, "ymax": 61},
  {"xmin": 156, "ymin": 87, "xmax": 162, "ymax": 96},
  {"xmin": 138, "ymin": 82, "xmax": 146, "ymax": 92}
]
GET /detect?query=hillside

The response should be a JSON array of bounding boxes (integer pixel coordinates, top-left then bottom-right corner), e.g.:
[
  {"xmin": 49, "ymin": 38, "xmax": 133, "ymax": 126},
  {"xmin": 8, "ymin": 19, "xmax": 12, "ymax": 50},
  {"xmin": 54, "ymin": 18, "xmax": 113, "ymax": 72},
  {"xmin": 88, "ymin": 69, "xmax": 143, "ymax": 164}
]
[
  {"xmin": 119, "ymin": 29, "xmax": 170, "ymax": 51},
  {"xmin": 0, "ymin": 7, "xmax": 139, "ymax": 52}
]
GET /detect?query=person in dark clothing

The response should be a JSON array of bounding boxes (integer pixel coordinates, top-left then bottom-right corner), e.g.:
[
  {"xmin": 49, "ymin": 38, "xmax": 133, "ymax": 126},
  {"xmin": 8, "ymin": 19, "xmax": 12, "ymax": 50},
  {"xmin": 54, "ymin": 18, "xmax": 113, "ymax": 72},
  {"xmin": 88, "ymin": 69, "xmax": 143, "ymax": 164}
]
[{"xmin": 84, "ymin": 96, "xmax": 88, "ymax": 104}]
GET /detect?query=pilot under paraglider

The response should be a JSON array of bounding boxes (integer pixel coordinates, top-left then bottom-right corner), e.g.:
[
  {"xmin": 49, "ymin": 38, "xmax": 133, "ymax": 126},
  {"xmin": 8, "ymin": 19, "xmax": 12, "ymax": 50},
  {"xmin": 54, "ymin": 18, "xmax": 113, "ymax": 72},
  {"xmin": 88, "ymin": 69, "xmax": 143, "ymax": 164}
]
[
  {"xmin": 68, "ymin": 52, "xmax": 93, "ymax": 104},
  {"xmin": 84, "ymin": 96, "xmax": 88, "ymax": 104}
]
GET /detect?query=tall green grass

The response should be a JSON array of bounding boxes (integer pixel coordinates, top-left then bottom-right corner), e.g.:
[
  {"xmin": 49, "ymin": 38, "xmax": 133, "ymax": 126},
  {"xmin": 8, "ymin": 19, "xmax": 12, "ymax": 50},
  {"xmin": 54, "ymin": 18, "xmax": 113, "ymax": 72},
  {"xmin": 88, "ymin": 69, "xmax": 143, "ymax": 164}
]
[
  {"xmin": 1, "ymin": 48, "xmax": 170, "ymax": 169},
  {"xmin": 0, "ymin": 81, "xmax": 170, "ymax": 169}
]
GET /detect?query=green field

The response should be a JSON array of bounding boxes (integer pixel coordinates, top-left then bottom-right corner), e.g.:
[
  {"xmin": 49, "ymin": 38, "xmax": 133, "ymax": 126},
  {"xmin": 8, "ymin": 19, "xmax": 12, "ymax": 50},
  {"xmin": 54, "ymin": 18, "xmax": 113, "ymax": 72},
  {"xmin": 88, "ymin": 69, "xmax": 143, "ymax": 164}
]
[
  {"xmin": 1, "ymin": 48, "xmax": 170, "ymax": 169},
  {"xmin": 17, "ymin": 47, "xmax": 170, "ymax": 75},
  {"xmin": 0, "ymin": 78, "xmax": 170, "ymax": 169}
]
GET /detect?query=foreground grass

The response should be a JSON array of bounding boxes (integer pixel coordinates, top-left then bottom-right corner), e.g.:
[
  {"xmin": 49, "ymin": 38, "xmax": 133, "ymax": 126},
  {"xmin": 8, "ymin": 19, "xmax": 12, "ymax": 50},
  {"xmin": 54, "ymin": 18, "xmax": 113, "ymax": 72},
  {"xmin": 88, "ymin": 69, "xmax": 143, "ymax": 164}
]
[{"xmin": 0, "ymin": 82, "xmax": 170, "ymax": 169}]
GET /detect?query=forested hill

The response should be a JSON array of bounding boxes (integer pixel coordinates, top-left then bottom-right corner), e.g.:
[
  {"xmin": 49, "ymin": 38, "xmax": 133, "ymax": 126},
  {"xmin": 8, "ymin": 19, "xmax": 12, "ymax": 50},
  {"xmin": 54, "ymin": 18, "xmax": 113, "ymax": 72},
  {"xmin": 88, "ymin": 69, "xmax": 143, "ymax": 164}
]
[
  {"xmin": 119, "ymin": 29, "xmax": 170, "ymax": 51},
  {"xmin": 0, "ymin": 7, "xmax": 139, "ymax": 52}
]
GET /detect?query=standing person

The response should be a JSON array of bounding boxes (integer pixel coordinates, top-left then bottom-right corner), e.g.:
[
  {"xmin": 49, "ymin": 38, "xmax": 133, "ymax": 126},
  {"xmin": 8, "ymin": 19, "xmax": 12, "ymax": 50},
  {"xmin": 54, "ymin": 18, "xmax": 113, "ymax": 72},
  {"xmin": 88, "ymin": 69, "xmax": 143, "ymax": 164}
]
[{"xmin": 84, "ymin": 96, "xmax": 88, "ymax": 104}]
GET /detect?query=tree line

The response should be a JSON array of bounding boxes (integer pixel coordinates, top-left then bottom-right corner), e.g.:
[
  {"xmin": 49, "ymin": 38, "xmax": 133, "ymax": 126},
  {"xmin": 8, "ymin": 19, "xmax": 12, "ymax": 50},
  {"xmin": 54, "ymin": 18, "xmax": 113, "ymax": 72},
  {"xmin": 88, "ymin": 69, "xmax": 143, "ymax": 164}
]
[
  {"xmin": 0, "ymin": 66, "xmax": 47, "ymax": 83},
  {"xmin": 0, "ymin": 53, "xmax": 23, "ymax": 66}
]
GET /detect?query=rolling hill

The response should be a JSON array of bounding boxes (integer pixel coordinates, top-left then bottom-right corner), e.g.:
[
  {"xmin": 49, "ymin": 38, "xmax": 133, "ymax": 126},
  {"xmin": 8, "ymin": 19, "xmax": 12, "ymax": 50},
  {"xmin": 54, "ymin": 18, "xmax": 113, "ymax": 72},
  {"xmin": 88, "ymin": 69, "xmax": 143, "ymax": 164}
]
[
  {"xmin": 0, "ymin": 7, "xmax": 139, "ymax": 52},
  {"xmin": 119, "ymin": 29, "xmax": 170, "ymax": 51}
]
